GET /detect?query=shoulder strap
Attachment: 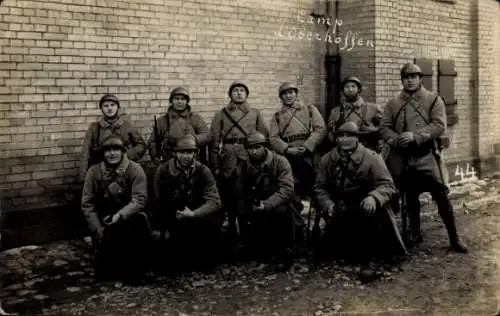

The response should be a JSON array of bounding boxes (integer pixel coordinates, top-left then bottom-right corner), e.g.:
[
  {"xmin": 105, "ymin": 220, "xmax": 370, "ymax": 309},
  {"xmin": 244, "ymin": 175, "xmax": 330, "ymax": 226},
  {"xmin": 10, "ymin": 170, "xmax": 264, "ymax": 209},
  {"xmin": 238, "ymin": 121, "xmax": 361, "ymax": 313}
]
[
  {"xmin": 334, "ymin": 105, "xmax": 345, "ymax": 130},
  {"xmin": 222, "ymin": 108, "xmax": 249, "ymax": 137}
]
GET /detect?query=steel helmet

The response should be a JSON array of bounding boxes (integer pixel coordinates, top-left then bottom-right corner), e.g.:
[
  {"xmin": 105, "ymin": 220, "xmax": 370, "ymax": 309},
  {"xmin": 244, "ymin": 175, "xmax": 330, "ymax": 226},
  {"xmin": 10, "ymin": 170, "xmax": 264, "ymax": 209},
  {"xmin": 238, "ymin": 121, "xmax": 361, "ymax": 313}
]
[
  {"xmin": 169, "ymin": 87, "xmax": 190, "ymax": 103},
  {"xmin": 99, "ymin": 94, "xmax": 120, "ymax": 108},
  {"xmin": 245, "ymin": 131, "xmax": 268, "ymax": 148},
  {"xmin": 336, "ymin": 121, "xmax": 360, "ymax": 135},
  {"xmin": 175, "ymin": 135, "xmax": 198, "ymax": 151},
  {"xmin": 400, "ymin": 63, "xmax": 422, "ymax": 78},
  {"xmin": 278, "ymin": 82, "xmax": 298, "ymax": 97},
  {"xmin": 228, "ymin": 81, "xmax": 249, "ymax": 97},
  {"xmin": 342, "ymin": 76, "xmax": 362, "ymax": 91}
]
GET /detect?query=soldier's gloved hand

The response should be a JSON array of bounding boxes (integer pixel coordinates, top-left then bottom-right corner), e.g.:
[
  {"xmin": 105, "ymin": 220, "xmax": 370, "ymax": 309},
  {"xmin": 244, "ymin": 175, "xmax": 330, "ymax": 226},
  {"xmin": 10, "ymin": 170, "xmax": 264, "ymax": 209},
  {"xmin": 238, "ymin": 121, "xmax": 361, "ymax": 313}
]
[
  {"xmin": 398, "ymin": 132, "xmax": 415, "ymax": 146},
  {"xmin": 360, "ymin": 196, "xmax": 377, "ymax": 215},
  {"xmin": 325, "ymin": 204, "xmax": 335, "ymax": 218},
  {"xmin": 252, "ymin": 201, "xmax": 265, "ymax": 212}
]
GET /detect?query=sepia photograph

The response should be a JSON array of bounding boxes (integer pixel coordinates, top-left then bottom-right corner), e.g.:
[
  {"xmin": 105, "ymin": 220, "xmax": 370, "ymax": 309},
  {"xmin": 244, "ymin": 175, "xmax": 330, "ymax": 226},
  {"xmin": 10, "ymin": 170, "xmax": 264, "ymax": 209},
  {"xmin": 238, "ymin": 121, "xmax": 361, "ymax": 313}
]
[{"xmin": 0, "ymin": 0, "xmax": 499, "ymax": 315}]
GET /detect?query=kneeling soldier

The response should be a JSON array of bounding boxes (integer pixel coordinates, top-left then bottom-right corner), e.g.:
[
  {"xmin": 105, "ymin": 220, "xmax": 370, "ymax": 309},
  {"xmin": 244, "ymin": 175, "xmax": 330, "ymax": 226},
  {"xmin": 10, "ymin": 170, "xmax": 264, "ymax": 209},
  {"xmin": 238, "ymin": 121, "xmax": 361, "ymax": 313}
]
[
  {"xmin": 314, "ymin": 122, "xmax": 408, "ymax": 281},
  {"xmin": 153, "ymin": 135, "xmax": 222, "ymax": 273},
  {"xmin": 234, "ymin": 131, "xmax": 296, "ymax": 272},
  {"xmin": 81, "ymin": 135, "xmax": 153, "ymax": 282}
]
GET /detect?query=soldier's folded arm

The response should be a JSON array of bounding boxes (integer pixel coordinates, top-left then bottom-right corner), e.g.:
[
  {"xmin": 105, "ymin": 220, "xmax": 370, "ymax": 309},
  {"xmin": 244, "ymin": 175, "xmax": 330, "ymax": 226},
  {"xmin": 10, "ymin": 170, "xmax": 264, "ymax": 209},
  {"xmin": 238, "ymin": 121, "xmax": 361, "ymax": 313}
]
[
  {"xmin": 262, "ymin": 157, "xmax": 294, "ymax": 211},
  {"xmin": 302, "ymin": 105, "xmax": 327, "ymax": 153},
  {"xmin": 189, "ymin": 114, "xmax": 211, "ymax": 146},
  {"xmin": 414, "ymin": 96, "xmax": 446, "ymax": 145},
  {"xmin": 366, "ymin": 153, "xmax": 396, "ymax": 208},
  {"xmin": 125, "ymin": 124, "xmax": 147, "ymax": 161},
  {"xmin": 268, "ymin": 113, "xmax": 288, "ymax": 155},
  {"xmin": 313, "ymin": 156, "xmax": 335, "ymax": 212},
  {"xmin": 193, "ymin": 165, "xmax": 222, "ymax": 217},
  {"xmin": 81, "ymin": 166, "xmax": 104, "ymax": 234},
  {"xmin": 380, "ymin": 100, "xmax": 400, "ymax": 148},
  {"xmin": 117, "ymin": 163, "xmax": 148, "ymax": 220}
]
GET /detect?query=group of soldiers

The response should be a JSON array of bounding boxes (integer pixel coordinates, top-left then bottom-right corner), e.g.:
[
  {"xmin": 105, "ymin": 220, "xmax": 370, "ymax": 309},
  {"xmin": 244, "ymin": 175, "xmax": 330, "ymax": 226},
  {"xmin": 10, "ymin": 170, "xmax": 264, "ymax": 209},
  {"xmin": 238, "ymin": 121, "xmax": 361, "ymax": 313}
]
[{"xmin": 78, "ymin": 62, "xmax": 468, "ymax": 284}]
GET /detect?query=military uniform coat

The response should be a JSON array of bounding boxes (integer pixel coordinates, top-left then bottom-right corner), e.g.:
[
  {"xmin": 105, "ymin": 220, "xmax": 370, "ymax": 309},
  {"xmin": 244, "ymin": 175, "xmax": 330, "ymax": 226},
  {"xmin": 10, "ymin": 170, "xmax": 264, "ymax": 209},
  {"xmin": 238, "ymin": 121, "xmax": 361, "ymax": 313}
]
[
  {"xmin": 269, "ymin": 101, "xmax": 326, "ymax": 165},
  {"xmin": 153, "ymin": 159, "xmax": 222, "ymax": 232},
  {"xmin": 380, "ymin": 87, "xmax": 448, "ymax": 184},
  {"xmin": 235, "ymin": 149, "xmax": 295, "ymax": 212},
  {"xmin": 148, "ymin": 106, "xmax": 210, "ymax": 163},
  {"xmin": 80, "ymin": 116, "xmax": 146, "ymax": 181},
  {"xmin": 327, "ymin": 97, "xmax": 383, "ymax": 151},
  {"xmin": 210, "ymin": 101, "xmax": 268, "ymax": 178},
  {"xmin": 81, "ymin": 156, "xmax": 148, "ymax": 235},
  {"xmin": 313, "ymin": 144, "xmax": 407, "ymax": 258},
  {"xmin": 314, "ymin": 144, "xmax": 395, "ymax": 212}
]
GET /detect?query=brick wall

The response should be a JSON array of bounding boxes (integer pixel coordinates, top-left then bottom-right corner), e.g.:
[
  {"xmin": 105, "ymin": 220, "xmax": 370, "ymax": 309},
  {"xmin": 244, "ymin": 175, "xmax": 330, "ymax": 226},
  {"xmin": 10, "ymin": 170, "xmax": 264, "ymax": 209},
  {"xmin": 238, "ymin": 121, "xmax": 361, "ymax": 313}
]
[
  {"xmin": 0, "ymin": 0, "xmax": 322, "ymax": 214},
  {"xmin": 373, "ymin": 0, "xmax": 500, "ymax": 166}
]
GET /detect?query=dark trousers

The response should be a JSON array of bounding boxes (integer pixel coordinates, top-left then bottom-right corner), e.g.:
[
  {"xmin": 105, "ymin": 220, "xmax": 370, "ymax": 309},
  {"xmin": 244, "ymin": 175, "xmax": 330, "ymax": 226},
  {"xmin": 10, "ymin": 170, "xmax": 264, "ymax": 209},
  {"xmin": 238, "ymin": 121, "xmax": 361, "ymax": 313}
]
[
  {"xmin": 238, "ymin": 204, "xmax": 295, "ymax": 262},
  {"xmin": 320, "ymin": 204, "xmax": 407, "ymax": 263},
  {"xmin": 93, "ymin": 212, "xmax": 154, "ymax": 281},
  {"xmin": 217, "ymin": 175, "xmax": 239, "ymax": 239},
  {"xmin": 399, "ymin": 169, "xmax": 460, "ymax": 244},
  {"xmin": 287, "ymin": 156, "xmax": 315, "ymax": 199},
  {"xmin": 157, "ymin": 217, "xmax": 222, "ymax": 272}
]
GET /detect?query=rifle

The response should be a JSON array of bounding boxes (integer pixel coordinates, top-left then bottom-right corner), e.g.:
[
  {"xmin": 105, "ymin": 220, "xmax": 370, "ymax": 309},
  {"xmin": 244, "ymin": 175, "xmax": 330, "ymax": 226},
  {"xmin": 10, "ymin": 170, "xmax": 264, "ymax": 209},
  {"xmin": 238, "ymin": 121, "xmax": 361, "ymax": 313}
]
[
  {"xmin": 400, "ymin": 106, "xmax": 410, "ymax": 247},
  {"xmin": 153, "ymin": 115, "xmax": 163, "ymax": 163}
]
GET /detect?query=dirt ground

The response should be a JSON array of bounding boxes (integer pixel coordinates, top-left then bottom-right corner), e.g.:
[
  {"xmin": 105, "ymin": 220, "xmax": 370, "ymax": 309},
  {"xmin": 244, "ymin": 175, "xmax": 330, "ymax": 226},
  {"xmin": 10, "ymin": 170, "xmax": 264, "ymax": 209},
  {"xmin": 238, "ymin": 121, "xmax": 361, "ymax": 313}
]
[{"xmin": 1, "ymin": 190, "xmax": 500, "ymax": 315}]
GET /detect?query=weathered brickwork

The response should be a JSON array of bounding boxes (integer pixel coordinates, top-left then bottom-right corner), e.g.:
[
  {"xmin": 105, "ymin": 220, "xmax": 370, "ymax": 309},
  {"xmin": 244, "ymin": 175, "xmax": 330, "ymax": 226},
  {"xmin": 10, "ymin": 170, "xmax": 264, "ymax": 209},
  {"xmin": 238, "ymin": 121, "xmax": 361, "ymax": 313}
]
[
  {"xmin": 0, "ymin": 0, "xmax": 499, "ymax": 218},
  {"xmin": 0, "ymin": 0, "xmax": 323, "ymax": 212}
]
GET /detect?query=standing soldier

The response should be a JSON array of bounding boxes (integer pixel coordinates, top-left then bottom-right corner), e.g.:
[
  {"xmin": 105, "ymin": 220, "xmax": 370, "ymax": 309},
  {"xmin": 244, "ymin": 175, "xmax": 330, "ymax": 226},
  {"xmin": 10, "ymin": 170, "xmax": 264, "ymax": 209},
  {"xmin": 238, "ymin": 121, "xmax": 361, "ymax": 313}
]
[
  {"xmin": 153, "ymin": 135, "xmax": 222, "ymax": 273},
  {"xmin": 81, "ymin": 135, "xmax": 153, "ymax": 282},
  {"xmin": 209, "ymin": 81, "xmax": 268, "ymax": 243},
  {"xmin": 234, "ymin": 131, "xmax": 296, "ymax": 272},
  {"xmin": 314, "ymin": 122, "xmax": 408, "ymax": 281},
  {"xmin": 148, "ymin": 87, "xmax": 211, "ymax": 165},
  {"xmin": 269, "ymin": 82, "xmax": 326, "ymax": 200},
  {"xmin": 327, "ymin": 77, "xmax": 384, "ymax": 154},
  {"xmin": 80, "ymin": 94, "xmax": 146, "ymax": 182},
  {"xmin": 380, "ymin": 62, "xmax": 467, "ymax": 253}
]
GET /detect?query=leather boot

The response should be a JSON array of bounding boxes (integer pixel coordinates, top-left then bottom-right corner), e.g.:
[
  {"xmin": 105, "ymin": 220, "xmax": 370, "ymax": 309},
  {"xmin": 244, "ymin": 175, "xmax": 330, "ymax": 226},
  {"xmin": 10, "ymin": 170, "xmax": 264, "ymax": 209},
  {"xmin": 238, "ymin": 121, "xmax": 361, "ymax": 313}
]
[
  {"xmin": 440, "ymin": 210, "xmax": 468, "ymax": 253},
  {"xmin": 0, "ymin": 301, "xmax": 17, "ymax": 316},
  {"xmin": 408, "ymin": 203, "xmax": 423, "ymax": 245}
]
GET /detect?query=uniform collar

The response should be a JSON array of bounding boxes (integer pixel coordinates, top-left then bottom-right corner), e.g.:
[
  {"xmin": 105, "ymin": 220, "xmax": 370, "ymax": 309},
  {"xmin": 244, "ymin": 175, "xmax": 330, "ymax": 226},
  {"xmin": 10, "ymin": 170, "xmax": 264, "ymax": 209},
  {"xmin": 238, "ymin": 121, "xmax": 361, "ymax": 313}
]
[
  {"xmin": 167, "ymin": 105, "xmax": 192, "ymax": 119},
  {"xmin": 98, "ymin": 116, "xmax": 124, "ymax": 128},
  {"xmin": 400, "ymin": 86, "xmax": 427, "ymax": 102},
  {"xmin": 281, "ymin": 100, "xmax": 303, "ymax": 111},
  {"xmin": 227, "ymin": 101, "xmax": 250, "ymax": 113},
  {"xmin": 342, "ymin": 96, "xmax": 364, "ymax": 110}
]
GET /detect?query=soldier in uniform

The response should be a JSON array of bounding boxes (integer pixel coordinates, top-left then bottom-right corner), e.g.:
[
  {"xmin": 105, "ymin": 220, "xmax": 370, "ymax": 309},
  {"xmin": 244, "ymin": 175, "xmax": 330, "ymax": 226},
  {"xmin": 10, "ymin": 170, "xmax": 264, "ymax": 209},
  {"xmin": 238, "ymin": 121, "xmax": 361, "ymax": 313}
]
[
  {"xmin": 234, "ymin": 131, "xmax": 296, "ymax": 272},
  {"xmin": 380, "ymin": 62, "xmax": 467, "ymax": 253},
  {"xmin": 153, "ymin": 135, "xmax": 222, "ymax": 273},
  {"xmin": 327, "ymin": 76, "xmax": 384, "ymax": 154},
  {"xmin": 209, "ymin": 81, "xmax": 269, "ymax": 243},
  {"xmin": 148, "ymin": 87, "xmax": 211, "ymax": 165},
  {"xmin": 314, "ymin": 122, "xmax": 408, "ymax": 280},
  {"xmin": 80, "ymin": 94, "xmax": 146, "ymax": 181},
  {"xmin": 81, "ymin": 135, "xmax": 153, "ymax": 282},
  {"xmin": 269, "ymin": 82, "xmax": 326, "ymax": 199}
]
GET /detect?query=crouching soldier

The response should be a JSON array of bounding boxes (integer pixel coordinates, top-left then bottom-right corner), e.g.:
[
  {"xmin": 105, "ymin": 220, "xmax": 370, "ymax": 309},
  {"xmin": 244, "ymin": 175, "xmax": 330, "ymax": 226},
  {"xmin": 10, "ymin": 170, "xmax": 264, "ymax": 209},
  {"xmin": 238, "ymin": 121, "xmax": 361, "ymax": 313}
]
[
  {"xmin": 234, "ymin": 132, "xmax": 296, "ymax": 272},
  {"xmin": 81, "ymin": 135, "xmax": 153, "ymax": 283},
  {"xmin": 80, "ymin": 94, "xmax": 146, "ymax": 182},
  {"xmin": 153, "ymin": 135, "xmax": 223, "ymax": 273},
  {"xmin": 314, "ymin": 122, "xmax": 408, "ymax": 281}
]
